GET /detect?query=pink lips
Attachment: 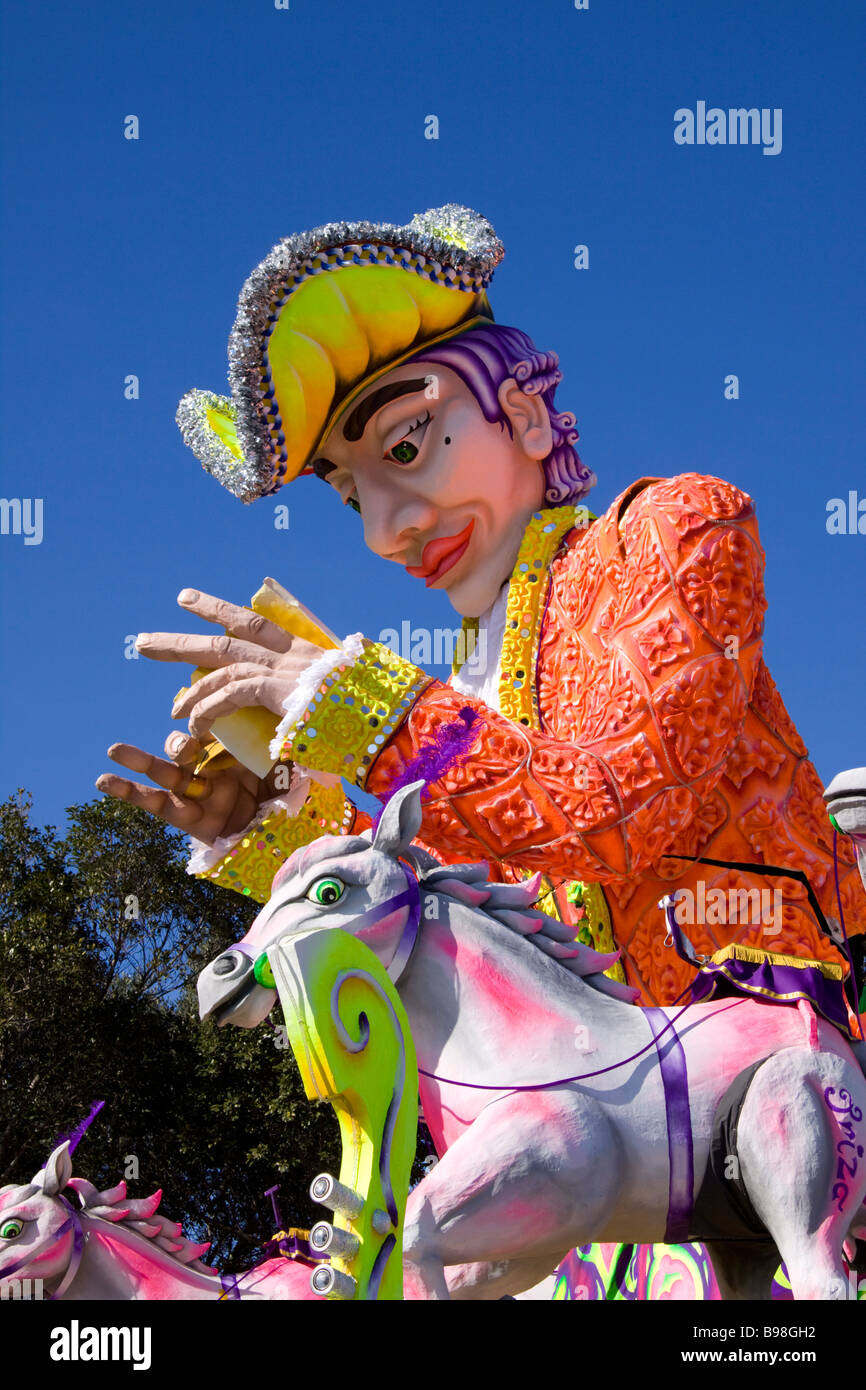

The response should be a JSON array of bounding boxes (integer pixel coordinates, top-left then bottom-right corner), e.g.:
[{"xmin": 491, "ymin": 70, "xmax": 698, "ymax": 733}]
[{"xmin": 406, "ymin": 520, "xmax": 475, "ymax": 587}]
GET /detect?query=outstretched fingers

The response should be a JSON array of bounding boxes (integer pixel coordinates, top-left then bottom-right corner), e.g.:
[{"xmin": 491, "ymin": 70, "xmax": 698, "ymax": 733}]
[
  {"xmin": 96, "ymin": 737, "xmax": 265, "ymax": 840},
  {"xmin": 95, "ymin": 770, "xmax": 206, "ymax": 831},
  {"xmin": 185, "ymin": 675, "xmax": 290, "ymax": 739},
  {"xmin": 105, "ymin": 741, "xmax": 192, "ymax": 790},
  {"xmin": 136, "ymin": 631, "xmax": 287, "ymax": 669},
  {"xmin": 172, "ymin": 663, "xmax": 273, "ymax": 719},
  {"xmin": 178, "ymin": 588, "xmax": 295, "ymax": 653}
]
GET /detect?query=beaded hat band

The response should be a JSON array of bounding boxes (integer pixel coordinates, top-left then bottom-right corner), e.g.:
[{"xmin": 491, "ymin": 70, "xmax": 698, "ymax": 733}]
[{"xmin": 176, "ymin": 204, "xmax": 504, "ymax": 503}]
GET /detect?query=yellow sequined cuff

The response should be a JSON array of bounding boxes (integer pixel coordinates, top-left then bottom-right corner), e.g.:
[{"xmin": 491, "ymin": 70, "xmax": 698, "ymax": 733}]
[
  {"xmin": 195, "ymin": 781, "xmax": 353, "ymax": 904},
  {"xmin": 276, "ymin": 641, "xmax": 432, "ymax": 787}
]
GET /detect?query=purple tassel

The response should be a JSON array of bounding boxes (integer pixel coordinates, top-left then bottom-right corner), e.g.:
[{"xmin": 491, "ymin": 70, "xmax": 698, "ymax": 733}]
[
  {"xmin": 51, "ymin": 1100, "xmax": 105, "ymax": 1158},
  {"xmin": 372, "ymin": 707, "xmax": 479, "ymax": 829}
]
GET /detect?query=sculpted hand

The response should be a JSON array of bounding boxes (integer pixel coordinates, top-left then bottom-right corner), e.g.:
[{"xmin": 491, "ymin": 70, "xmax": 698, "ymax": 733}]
[
  {"xmin": 136, "ymin": 588, "xmax": 325, "ymax": 741},
  {"xmin": 96, "ymin": 732, "xmax": 276, "ymax": 846}
]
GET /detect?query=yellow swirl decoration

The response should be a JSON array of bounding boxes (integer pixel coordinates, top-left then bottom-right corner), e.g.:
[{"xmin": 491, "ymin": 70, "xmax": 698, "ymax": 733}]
[
  {"xmin": 269, "ymin": 928, "xmax": 418, "ymax": 1300},
  {"xmin": 278, "ymin": 641, "xmax": 432, "ymax": 785},
  {"xmin": 200, "ymin": 781, "xmax": 349, "ymax": 903}
]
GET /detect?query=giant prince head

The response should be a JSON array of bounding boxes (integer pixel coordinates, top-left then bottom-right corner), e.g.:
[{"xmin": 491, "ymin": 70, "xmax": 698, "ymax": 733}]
[{"xmin": 176, "ymin": 204, "xmax": 595, "ymax": 616}]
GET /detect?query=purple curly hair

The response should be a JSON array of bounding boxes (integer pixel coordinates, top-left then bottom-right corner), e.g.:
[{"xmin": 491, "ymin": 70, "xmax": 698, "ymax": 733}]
[{"xmin": 406, "ymin": 321, "xmax": 596, "ymax": 505}]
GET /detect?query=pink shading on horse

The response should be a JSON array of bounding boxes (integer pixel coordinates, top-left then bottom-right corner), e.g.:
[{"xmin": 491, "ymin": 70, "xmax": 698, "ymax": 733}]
[
  {"xmin": 0, "ymin": 1142, "xmax": 319, "ymax": 1300},
  {"xmin": 198, "ymin": 781, "xmax": 866, "ymax": 1300}
]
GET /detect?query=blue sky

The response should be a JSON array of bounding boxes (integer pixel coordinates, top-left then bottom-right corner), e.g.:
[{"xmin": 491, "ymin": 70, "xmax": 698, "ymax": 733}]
[{"xmin": 1, "ymin": 0, "xmax": 863, "ymax": 835}]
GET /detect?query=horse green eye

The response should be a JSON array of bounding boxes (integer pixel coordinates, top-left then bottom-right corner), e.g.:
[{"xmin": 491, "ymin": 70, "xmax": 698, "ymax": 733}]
[
  {"xmin": 1, "ymin": 1219, "xmax": 23, "ymax": 1240},
  {"xmin": 307, "ymin": 877, "xmax": 345, "ymax": 906}
]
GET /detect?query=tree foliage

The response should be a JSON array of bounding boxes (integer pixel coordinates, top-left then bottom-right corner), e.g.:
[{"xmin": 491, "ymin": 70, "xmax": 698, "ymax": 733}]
[{"xmin": 0, "ymin": 790, "xmax": 343, "ymax": 1270}]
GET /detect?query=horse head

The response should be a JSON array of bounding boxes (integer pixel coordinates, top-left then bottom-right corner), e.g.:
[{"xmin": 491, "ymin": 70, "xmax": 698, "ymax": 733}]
[
  {"xmin": 0, "ymin": 1143, "xmax": 79, "ymax": 1293},
  {"xmin": 198, "ymin": 781, "xmax": 429, "ymax": 1029}
]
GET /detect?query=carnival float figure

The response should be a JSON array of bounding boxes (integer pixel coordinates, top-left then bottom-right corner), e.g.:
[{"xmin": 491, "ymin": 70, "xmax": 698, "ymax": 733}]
[
  {"xmin": 0, "ymin": 1142, "xmax": 320, "ymax": 1301},
  {"xmin": 96, "ymin": 205, "xmax": 866, "ymax": 1298}
]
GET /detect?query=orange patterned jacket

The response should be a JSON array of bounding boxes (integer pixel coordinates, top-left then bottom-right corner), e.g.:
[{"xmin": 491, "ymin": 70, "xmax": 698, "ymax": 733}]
[{"xmin": 357, "ymin": 473, "xmax": 865, "ymax": 1004}]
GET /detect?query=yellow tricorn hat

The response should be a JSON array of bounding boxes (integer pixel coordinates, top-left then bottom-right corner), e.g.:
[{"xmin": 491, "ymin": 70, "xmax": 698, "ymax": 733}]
[{"xmin": 176, "ymin": 204, "xmax": 503, "ymax": 503}]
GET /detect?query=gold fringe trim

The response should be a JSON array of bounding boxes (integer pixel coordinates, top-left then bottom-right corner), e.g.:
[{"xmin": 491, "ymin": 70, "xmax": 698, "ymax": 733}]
[{"xmin": 710, "ymin": 943, "xmax": 845, "ymax": 980}]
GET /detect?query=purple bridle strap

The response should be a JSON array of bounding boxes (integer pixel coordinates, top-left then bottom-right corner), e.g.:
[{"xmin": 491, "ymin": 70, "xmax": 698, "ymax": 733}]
[
  {"xmin": 833, "ymin": 829, "xmax": 863, "ymax": 1038},
  {"xmin": 342, "ymin": 862, "xmax": 421, "ymax": 983},
  {"xmin": 387, "ymin": 863, "xmax": 422, "ymax": 982}
]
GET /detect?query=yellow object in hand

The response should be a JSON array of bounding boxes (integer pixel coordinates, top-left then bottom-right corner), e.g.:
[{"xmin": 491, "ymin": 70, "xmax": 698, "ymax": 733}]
[
  {"xmin": 250, "ymin": 577, "xmax": 340, "ymax": 651},
  {"xmin": 175, "ymin": 578, "xmax": 338, "ymax": 780}
]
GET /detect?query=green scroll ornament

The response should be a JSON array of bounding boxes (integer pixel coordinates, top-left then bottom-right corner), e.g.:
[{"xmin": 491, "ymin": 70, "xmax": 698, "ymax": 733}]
[{"xmin": 268, "ymin": 928, "xmax": 418, "ymax": 1300}]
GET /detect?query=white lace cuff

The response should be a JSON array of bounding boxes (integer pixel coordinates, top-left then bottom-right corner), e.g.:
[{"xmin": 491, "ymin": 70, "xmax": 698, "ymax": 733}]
[{"xmin": 185, "ymin": 773, "xmax": 313, "ymax": 875}]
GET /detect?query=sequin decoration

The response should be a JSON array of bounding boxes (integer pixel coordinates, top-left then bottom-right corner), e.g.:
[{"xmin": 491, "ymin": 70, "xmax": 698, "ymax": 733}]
[
  {"xmin": 277, "ymin": 641, "xmax": 433, "ymax": 786},
  {"xmin": 203, "ymin": 781, "xmax": 349, "ymax": 903},
  {"xmin": 498, "ymin": 507, "xmax": 591, "ymax": 727}
]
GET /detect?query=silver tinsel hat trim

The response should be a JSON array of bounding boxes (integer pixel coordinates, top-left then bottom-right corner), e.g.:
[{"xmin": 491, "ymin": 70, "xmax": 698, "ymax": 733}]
[
  {"xmin": 177, "ymin": 204, "xmax": 503, "ymax": 503},
  {"xmin": 175, "ymin": 390, "xmax": 245, "ymax": 491}
]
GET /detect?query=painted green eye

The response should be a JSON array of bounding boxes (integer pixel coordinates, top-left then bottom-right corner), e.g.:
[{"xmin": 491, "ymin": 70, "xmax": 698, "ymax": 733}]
[
  {"xmin": 1, "ymin": 1219, "xmax": 23, "ymax": 1240},
  {"xmin": 307, "ymin": 877, "xmax": 345, "ymax": 906},
  {"xmin": 253, "ymin": 953, "xmax": 276, "ymax": 989},
  {"xmin": 390, "ymin": 440, "xmax": 418, "ymax": 464},
  {"xmin": 385, "ymin": 412, "xmax": 431, "ymax": 466}
]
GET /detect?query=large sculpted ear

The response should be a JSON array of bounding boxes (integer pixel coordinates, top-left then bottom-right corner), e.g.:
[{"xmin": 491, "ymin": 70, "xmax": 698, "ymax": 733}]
[
  {"xmin": 35, "ymin": 1142, "xmax": 74, "ymax": 1196},
  {"xmin": 372, "ymin": 781, "xmax": 425, "ymax": 858},
  {"xmin": 497, "ymin": 376, "xmax": 553, "ymax": 462}
]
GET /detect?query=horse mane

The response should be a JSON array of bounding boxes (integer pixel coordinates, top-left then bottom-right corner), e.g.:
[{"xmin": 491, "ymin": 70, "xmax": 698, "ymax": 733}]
[
  {"xmin": 417, "ymin": 860, "xmax": 640, "ymax": 1004},
  {"xmin": 269, "ymin": 831, "xmax": 639, "ymax": 1004},
  {"xmin": 63, "ymin": 1174, "xmax": 214, "ymax": 1274}
]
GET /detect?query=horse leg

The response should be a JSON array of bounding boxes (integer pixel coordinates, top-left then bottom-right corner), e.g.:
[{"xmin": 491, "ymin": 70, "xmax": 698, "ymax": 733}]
[
  {"xmin": 403, "ymin": 1090, "xmax": 618, "ymax": 1301},
  {"xmin": 704, "ymin": 1240, "xmax": 780, "ymax": 1301},
  {"xmin": 443, "ymin": 1253, "xmax": 563, "ymax": 1301},
  {"xmin": 734, "ymin": 1052, "xmax": 866, "ymax": 1300},
  {"xmin": 401, "ymin": 1250, "xmax": 450, "ymax": 1301}
]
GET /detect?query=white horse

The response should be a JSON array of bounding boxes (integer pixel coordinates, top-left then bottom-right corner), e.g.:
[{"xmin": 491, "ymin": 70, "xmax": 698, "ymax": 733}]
[{"xmin": 198, "ymin": 781, "xmax": 866, "ymax": 1300}]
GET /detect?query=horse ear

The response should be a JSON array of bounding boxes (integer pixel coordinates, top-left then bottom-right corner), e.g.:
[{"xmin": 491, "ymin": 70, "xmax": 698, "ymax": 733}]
[
  {"xmin": 372, "ymin": 781, "xmax": 425, "ymax": 858},
  {"xmin": 37, "ymin": 1142, "xmax": 73, "ymax": 1196}
]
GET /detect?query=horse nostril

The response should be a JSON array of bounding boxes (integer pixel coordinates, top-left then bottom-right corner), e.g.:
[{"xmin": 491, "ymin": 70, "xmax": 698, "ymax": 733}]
[{"xmin": 213, "ymin": 952, "xmax": 242, "ymax": 977}]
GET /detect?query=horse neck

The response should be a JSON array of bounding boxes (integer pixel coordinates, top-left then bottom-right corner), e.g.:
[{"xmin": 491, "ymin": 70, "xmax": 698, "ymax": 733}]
[
  {"xmin": 400, "ymin": 893, "xmax": 622, "ymax": 1067},
  {"xmin": 67, "ymin": 1215, "xmax": 223, "ymax": 1301}
]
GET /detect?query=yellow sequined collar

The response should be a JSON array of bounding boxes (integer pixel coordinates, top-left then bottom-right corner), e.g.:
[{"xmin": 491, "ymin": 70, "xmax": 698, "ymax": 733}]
[{"xmin": 453, "ymin": 506, "xmax": 592, "ymax": 726}]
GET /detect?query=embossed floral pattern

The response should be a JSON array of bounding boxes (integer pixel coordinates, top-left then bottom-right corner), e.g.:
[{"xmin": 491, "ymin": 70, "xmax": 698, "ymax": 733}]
[
  {"xmin": 656, "ymin": 658, "xmax": 746, "ymax": 778},
  {"xmin": 751, "ymin": 662, "xmax": 808, "ymax": 757},
  {"xmin": 606, "ymin": 736, "xmax": 665, "ymax": 800},
  {"xmin": 634, "ymin": 613, "xmax": 692, "ymax": 677},
  {"xmin": 724, "ymin": 733, "xmax": 787, "ymax": 789},
  {"xmin": 680, "ymin": 531, "xmax": 765, "ymax": 644}
]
